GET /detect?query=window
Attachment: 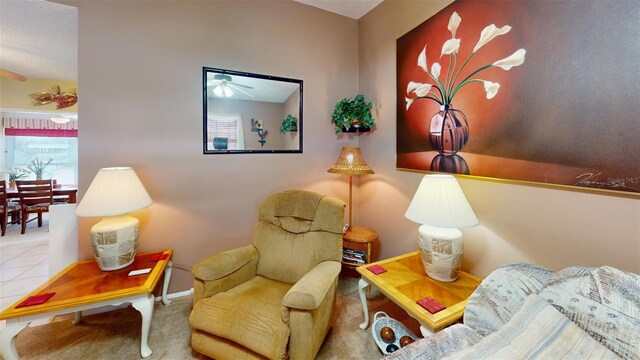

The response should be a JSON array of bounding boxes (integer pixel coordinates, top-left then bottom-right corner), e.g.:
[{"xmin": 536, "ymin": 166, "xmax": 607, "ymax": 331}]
[
  {"xmin": 6, "ymin": 135, "xmax": 78, "ymax": 185},
  {"xmin": 207, "ymin": 114, "xmax": 245, "ymax": 150},
  {"xmin": 3, "ymin": 117, "xmax": 79, "ymax": 186}
]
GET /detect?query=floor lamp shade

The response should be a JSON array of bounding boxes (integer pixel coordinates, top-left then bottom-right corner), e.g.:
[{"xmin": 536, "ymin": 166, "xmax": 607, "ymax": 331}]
[
  {"xmin": 405, "ymin": 174, "xmax": 478, "ymax": 282},
  {"xmin": 327, "ymin": 146, "xmax": 374, "ymax": 175},
  {"xmin": 76, "ymin": 167, "xmax": 152, "ymax": 271},
  {"xmin": 327, "ymin": 146, "xmax": 374, "ymax": 227}
]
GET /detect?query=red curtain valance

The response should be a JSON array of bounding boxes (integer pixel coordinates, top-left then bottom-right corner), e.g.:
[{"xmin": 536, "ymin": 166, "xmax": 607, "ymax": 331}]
[{"xmin": 3, "ymin": 117, "xmax": 78, "ymax": 137}]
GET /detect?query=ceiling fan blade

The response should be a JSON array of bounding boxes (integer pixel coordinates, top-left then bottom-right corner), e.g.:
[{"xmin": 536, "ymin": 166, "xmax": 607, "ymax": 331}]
[
  {"xmin": 0, "ymin": 69, "xmax": 27, "ymax": 82},
  {"xmin": 227, "ymin": 83, "xmax": 255, "ymax": 98},
  {"xmin": 231, "ymin": 83, "xmax": 254, "ymax": 89}
]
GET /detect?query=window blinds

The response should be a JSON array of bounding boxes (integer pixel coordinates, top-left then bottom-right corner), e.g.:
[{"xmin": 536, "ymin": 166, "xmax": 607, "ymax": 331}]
[{"xmin": 207, "ymin": 114, "xmax": 244, "ymax": 150}]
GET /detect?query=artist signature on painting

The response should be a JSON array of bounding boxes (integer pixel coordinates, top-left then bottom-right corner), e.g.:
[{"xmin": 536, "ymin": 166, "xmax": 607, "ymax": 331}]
[{"xmin": 575, "ymin": 173, "xmax": 640, "ymax": 191}]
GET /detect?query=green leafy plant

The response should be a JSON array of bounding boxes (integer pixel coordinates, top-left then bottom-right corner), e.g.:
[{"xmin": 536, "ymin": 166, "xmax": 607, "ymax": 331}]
[
  {"xmin": 28, "ymin": 157, "xmax": 54, "ymax": 180},
  {"xmin": 7, "ymin": 167, "xmax": 29, "ymax": 182},
  {"xmin": 331, "ymin": 94, "xmax": 375, "ymax": 133},
  {"xmin": 279, "ymin": 114, "xmax": 298, "ymax": 134}
]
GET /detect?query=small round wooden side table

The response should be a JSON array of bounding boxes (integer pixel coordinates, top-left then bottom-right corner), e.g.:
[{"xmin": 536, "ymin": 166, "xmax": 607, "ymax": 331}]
[{"xmin": 342, "ymin": 226, "xmax": 378, "ymax": 268}]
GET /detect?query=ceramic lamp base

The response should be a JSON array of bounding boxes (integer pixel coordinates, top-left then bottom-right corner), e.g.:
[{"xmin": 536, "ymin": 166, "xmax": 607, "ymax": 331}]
[
  {"xmin": 90, "ymin": 215, "xmax": 140, "ymax": 271},
  {"xmin": 417, "ymin": 225, "xmax": 463, "ymax": 282}
]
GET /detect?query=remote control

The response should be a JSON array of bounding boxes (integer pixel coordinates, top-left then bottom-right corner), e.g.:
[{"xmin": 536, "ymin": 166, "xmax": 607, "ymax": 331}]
[{"xmin": 128, "ymin": 268, "xmax": 152, "ymax": 276}]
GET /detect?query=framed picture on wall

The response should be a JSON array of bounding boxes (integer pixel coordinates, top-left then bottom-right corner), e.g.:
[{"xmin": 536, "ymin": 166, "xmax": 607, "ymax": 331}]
[{"xmin": 396, "ymin": 0, "xmax": 640, "ymax": 194}]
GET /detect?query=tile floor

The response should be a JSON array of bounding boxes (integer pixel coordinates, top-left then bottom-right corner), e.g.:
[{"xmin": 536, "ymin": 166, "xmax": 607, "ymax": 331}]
[{"xmin": 0, "ymin": 216, "xmax": 50, "ymax": 311}]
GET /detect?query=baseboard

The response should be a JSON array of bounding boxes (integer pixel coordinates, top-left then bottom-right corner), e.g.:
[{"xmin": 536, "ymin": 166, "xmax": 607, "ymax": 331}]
[
  {"xmin": 155, "ymin": 288, "xmax": 193, "ymax": 302},
  {"xmin": 29, "ymin": 288, "xmax": 195, "ymax": 327}
]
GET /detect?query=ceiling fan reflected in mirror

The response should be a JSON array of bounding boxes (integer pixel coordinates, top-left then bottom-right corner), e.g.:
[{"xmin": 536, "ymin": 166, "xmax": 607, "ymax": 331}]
[
  {"xmin": 0, "ymin": 69, "xmax": 28, "ymax": 82},
  {"xmin": 208, "ymin": 74, "xmax": 254, "ymax": 98}
]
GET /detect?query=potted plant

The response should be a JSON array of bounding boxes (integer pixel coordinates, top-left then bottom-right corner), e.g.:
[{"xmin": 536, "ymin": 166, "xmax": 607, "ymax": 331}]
[
  {"xmin": 7, "ymin": 167, "xmax": 29, "ymax": 188},
  {"xmin": 280, "ymin": 114, "xmax": 298, "ymax": 134},
  {"xmin": 331, "ymin": 94, "xmax": 376, "ymax": 133},
  {"xmin": 28, "ymin": 157, "xmax": 54, "ymax": 180}
]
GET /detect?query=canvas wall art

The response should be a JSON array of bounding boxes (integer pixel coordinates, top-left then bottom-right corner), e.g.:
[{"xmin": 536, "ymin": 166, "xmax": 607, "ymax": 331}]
[{"xmin": 396, "ymin": 0, "xmax": 640, "ymax": 194}]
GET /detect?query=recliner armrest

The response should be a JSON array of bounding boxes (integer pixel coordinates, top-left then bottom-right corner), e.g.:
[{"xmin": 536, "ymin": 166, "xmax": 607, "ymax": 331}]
[
  {"xmin": 282, "ymin": 261, "xmax": 341, "ymax": 310},
  {"xmin": 192, "ymin": 244, "xmax": 259, "ymax": 281}
]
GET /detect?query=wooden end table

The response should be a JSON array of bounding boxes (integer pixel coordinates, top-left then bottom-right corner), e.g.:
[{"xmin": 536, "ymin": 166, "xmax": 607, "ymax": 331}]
[
  {"xmin": 0, "ymin": 249, "xmax": 173, "ymax": 360},
  {"xmin": 356, "ymin": 251, "xmax": 481, "ymax": 337},
  {"xmin": 342, "ymin": 226, "xmax": 377, "ymax": 268}
]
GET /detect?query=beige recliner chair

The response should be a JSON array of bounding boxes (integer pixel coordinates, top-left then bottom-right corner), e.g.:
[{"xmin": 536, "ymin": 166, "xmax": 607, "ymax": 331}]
[{"xmin": 189, "ymin": 190, "xmax": 345, "ymax": 360}]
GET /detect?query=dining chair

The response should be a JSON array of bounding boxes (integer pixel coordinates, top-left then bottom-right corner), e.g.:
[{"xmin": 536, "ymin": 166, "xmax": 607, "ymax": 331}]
[
  {"xmin": 16, "ymin": 179, "xmax": 53, "ymax": 234},
  {"xmin": 0, "ymin": 181, "xmax": 21, "ymax": 236},
  {"xmin": 0, "ymin": 180, "xmax": 15, "ymax": 236}
]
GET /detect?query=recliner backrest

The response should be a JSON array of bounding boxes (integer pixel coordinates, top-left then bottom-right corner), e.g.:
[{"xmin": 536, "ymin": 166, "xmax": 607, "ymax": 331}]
[{"xmin": 253, "ymin": 190, "xmax": 345, "ymax": 284}]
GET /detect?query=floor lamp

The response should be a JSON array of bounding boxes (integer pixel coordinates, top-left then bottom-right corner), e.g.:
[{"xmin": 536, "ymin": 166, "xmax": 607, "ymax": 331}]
[{"xmin": 327, "ymin": 146, "xmax": 374, "ymax": 228}]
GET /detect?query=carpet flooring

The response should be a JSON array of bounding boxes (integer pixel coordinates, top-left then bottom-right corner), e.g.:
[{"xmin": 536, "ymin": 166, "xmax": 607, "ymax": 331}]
[{"xmin": 10, "ymin": 275, "xmax": 422, "ymax": 359}]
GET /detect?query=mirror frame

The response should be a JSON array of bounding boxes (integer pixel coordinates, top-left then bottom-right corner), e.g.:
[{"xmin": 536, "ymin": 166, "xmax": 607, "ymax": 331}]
[{"xmin": 202, "ymin": 67, "xmax": 303, "ymax": 154}]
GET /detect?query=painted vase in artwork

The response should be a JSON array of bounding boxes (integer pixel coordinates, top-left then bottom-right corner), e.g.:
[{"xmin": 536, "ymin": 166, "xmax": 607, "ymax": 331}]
[
  {"xmin": 430, "ymin": 153, "xmax": 470, "ymax": 174},
  {"xmin": 428, "ymin": 105, "xmax": 469, "ymax": 155}
]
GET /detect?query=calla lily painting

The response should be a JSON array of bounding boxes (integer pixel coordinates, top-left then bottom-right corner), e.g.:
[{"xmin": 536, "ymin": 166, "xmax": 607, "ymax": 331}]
[
  {"xmin": 396, "ymin": 0, "xmax": 639, "ymax": 194},
  {"xmin": 404, "ymin": 10, "xmax": 526, "ymax": 156}
]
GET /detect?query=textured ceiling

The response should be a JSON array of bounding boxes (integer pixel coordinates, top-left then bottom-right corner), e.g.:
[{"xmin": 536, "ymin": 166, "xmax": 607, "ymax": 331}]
[
  {"xmin": 0, "ymin": 0, "xmax": 77, "ymax": 81},
  {"xmin": 0, "ymin": 0, "xmax": 378, "ymax": 82},
  {"xmin": 294, "ymin": 0, "xmax": 383, "ymax": 19}
]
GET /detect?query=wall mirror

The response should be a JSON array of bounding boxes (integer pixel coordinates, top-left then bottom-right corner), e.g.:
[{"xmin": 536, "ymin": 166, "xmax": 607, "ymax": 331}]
[{"xmin": 203, "ymin": 67, "xmax": 303, "ymax": 154}]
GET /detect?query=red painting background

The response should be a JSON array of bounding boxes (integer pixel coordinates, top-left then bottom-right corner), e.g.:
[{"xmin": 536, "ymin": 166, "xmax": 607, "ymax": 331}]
[{"xmin": 396, "ymin": 0, "xmax": 640, "ymax": 194}]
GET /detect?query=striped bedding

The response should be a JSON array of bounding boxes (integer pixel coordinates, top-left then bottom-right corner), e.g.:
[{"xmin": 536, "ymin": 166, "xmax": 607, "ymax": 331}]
[
  {"xmin": 384, "ymin": 264, "xmax": 639, "ymax": 360},
  {"xmin": 443, "ymin": 294, "xmax": 619, "ymax": 359}
]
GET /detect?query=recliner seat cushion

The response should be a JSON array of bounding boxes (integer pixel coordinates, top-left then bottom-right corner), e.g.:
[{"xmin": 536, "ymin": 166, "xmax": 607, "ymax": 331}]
[{"xmin": 190, "ymin": 276, "xmax": 292, "ymax": 360}]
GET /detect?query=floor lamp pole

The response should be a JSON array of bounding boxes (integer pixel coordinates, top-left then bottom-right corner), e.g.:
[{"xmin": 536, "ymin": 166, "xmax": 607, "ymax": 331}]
[{"xmin": 348, "ymin": 174, "xmax": 353, "ymax": 227}]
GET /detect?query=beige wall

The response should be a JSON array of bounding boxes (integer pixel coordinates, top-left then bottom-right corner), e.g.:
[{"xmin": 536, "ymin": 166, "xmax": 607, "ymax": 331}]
[
  {"xmin": 70, "ymin": 0, "xmax": 359, "ymax": 292},
  {"xmin": 0, "ymin": 77, "xmax": 78, "ymax": 113},
  {"xmin": 357, "ymin": 1, "xmax": 640, "ymax": 277}
]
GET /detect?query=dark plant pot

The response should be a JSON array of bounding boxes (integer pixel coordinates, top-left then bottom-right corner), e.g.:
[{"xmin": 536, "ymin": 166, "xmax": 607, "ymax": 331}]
[{"xmin": 344, "ymin": 124, "xmax": 371, "ymax": 133}]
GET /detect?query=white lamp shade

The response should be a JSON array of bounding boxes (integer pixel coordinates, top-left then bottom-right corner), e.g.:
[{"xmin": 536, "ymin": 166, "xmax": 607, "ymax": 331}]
[
  {"xmin": 405, "ymin": 174, "xmax": 478, "ymax": 229},
  {"xmin": 75, "ymin": 167, "xmax": 153, "ymax": 217}
]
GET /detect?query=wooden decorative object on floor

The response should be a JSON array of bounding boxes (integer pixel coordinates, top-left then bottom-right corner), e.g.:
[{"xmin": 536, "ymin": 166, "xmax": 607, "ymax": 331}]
[
  {"xmin": 0, "ymin": 250, "xmax": 173, "ymax": 360},
  {"xmin": 356, "ymin": 251, "xmax": 481, "ymax": 337}
]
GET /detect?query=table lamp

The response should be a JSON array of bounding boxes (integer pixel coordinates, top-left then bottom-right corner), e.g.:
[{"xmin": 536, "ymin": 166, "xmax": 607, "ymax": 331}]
[
  {"xmin": 404, "ymin": 174, "xmax": 478, "ymax": 282},
  {"xmin": 75, "ymin": 167, "xmax": 153, "ymax": 271},
  {"xmin": 327, "ymin": 146, "xmax": 374, "ymax": 228}
]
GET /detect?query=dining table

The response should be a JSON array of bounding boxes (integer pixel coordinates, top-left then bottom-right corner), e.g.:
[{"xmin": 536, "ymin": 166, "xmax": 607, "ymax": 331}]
[{"xmin": 6, "ymin": 187, "xmax": 78, "ymax": 204}]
